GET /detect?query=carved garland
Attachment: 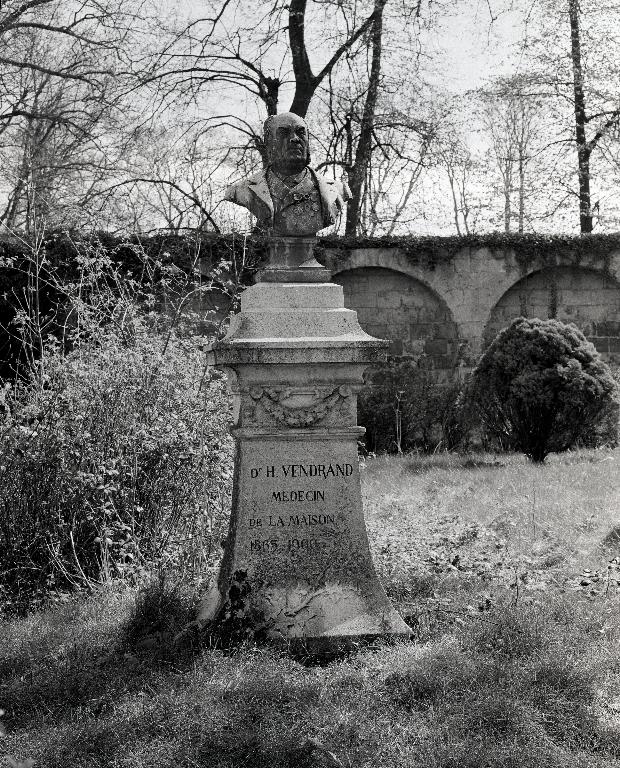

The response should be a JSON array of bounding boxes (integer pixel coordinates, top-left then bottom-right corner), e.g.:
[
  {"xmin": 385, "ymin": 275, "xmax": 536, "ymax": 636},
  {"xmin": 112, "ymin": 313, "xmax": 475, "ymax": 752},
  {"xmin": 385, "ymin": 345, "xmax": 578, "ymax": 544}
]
[{"xmin": 249, "ymin": 385, "xmax": 352, "ymax": 428}]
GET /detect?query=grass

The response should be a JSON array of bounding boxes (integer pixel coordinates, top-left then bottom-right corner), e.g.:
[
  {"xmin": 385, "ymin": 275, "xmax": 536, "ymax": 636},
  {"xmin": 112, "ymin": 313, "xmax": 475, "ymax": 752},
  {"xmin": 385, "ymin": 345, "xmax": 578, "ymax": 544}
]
[
  {"xmin": 363, "ymin": 448, "xmax": 620, "ymax": 634},
  {"xmin": 1, "ymin": 448, "xmax": 620, "ymax": 767}
]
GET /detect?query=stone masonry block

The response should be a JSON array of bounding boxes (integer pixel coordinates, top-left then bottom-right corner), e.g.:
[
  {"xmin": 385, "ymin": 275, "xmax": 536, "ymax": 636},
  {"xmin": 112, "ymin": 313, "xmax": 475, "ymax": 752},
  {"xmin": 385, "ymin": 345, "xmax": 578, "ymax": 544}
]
[
  {"xmin": 595, "ymin": 320, "xmax": 620, "ymax": 337},
  {"xmin": 434, "ymin": 322, "xmax": 459, "ymax": 339},
  {"xmin": 377, "ymin": 292, "xmax": 404, "ymax": 309},
  {"xmin": 411, "ymin": 322, "xmax": 430, "ymax": 338},
  {"xmin": 592, "ymin": 338, "xmax": 609, "ymax": 354},
  {"xmin": 348, "ymin": 291, "xmax": 378, "ymax": 307},
  {"xmin": 424, "ymin": 339, "xmax": 448, "ymax": 356},
  {"xmin": 372, "ymin": 308, "xmax": 397, "ymax": 325}
]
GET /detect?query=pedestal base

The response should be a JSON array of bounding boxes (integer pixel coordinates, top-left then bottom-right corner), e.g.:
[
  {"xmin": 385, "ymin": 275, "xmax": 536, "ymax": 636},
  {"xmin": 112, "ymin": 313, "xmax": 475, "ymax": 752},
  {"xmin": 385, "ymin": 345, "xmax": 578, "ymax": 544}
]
[
  {"xmin": 203, "ymin": 431, "xmax": 409, "ymax": 647},
  {"xmin": 257, "ymin": 236, "xmax": 331, "ymax": 283},
  {"xmin": 201, "ymin": 254, "xmax": 411, "ymax": 651}
]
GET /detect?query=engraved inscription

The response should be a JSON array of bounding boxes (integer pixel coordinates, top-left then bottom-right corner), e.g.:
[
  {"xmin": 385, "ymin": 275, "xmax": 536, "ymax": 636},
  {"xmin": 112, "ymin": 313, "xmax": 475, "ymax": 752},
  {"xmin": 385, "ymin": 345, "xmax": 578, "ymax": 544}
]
[
  {"xmin": 250, "ymin": 538, "xmax": 325, "ymax": 553},
  {"xmin": 272, "ymin": 490, "xmax": 325, "ymax": 502},
  {"xmin": 249, "ymin": 463, "xmax": 354, "ymax": 480},
  {"xmin": 250, "ymin": 539, "xmax": 278, "ymax": 552},
  {"xmin": 248, "ymin": 513, "xmax": 335, "ymax": 529},
  {"xmin": 246, "ymin": 460, "xmax": 352, "ymax": 556}
]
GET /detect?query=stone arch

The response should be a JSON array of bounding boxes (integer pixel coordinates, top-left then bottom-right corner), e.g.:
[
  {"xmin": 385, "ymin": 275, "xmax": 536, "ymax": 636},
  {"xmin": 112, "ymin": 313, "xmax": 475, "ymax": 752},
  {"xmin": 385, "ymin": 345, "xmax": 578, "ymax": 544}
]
[
  {"xmin": 332, "ymin": 266, "xmax": 460, "ymax": 372},
  {"xmin": 484, "ymin": 265, "xmax": 620, "ymax": 365}
]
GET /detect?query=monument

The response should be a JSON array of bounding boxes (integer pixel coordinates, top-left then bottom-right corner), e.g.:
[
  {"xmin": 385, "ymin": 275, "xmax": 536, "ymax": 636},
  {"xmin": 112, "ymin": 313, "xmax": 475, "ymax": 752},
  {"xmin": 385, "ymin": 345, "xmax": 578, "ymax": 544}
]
[{"xmin": 199, "ymin": 112, "xmax": 410, "ymax": 652}]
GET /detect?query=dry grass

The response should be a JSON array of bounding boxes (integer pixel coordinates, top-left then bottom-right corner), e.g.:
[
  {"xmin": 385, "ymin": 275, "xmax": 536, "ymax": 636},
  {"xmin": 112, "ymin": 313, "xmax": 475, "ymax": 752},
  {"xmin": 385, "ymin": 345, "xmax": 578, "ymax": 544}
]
[
  {"xmin": 364, "ymin": 449, "xmax": 620, "ymax": 628},
  {"xmin": 1, "ymin": 448, "xmax": 620, "ymax": 768}
]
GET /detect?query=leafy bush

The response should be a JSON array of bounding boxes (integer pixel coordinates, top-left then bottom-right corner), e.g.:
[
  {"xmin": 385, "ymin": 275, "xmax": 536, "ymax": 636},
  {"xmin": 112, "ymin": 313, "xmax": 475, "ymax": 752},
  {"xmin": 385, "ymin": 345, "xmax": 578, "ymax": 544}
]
[
  {"xmin": 463, "ymin": 317, "xmax": 618, "ymax": 462},
  {"xmin": 122, "ymin": 571, "xmax": 200, "ymax": 660},
  {"xmin": 0, "ymin": 236, "xmax": 236, "ymax": 612},
  {"xmin": 0, "ymin": 322, "xmax": 233, "ymax": 611},
  {"xmin": 575, "ymin": 365, "xmax": 620, "ymax": 448},
  {"xmin": 357, "ymin": 358, "xmax": 465, "ymax": 453}
]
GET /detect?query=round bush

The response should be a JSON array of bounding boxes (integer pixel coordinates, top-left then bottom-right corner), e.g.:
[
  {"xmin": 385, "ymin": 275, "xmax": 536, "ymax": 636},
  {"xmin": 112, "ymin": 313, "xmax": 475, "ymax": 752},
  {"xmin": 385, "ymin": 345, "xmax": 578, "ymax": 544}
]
[{"xmin": 463, "ymin": 317, "xmax": 619, "ymax": 463}]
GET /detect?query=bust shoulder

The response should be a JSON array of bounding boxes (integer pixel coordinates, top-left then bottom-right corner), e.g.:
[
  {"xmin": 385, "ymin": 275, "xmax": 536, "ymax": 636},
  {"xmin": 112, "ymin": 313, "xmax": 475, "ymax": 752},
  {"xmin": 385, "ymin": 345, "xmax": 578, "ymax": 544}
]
[
  {"xmin": 224, "ymin": 170, "xmax": 268, "ymax": 206},
  {"xmin": 309, "ymin": 169, "xmax": 351, "ymax": 211}
]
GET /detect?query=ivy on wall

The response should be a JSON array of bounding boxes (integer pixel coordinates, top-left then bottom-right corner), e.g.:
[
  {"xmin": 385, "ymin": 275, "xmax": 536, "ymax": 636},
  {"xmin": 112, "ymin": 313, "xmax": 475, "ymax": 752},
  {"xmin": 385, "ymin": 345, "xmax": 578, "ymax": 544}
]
[
  {"xmin": 316, "ymin": 232, "xmax": 620, "ymax": 274},
  {"xmin": 0, "ymin": 231, "xmax": 267, "ymax": 379},
  {"xmin": 0, "ymin": 231, "xmax": 268, "ymax": 295},
  {"xmin": 2, "ymin": 231, "xmax": 620, "ymax": 287},
  {"xmin": 2, "ymin": 229, "xmax": 620, "ymax": 378}
]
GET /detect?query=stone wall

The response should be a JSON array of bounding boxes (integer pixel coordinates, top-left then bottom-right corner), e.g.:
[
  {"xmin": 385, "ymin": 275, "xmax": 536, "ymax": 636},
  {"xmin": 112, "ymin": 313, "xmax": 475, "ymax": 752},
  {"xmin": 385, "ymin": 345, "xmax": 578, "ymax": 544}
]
[
  {"xmin": 322, "ymin": 245, "xmax": 620, "ymax": 375},
  {"xmin": 332, "ymin": 267, "xmax": 459, "ymax": 369},
  {"xmin": 484, "ymin": 266, "xmax": 620, "ymax": 359}
]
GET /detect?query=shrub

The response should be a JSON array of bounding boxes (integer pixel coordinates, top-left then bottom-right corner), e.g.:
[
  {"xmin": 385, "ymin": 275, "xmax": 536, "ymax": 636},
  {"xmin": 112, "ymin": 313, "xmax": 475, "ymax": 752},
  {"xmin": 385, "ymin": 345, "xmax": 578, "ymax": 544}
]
[
  {"xmin": 576, "ymin": 365, "xmax": 620, "ymax": 448},
  {"xmin": 0, "ymin": 233, "xmax": 238, "ymax": 612},
  {"xmin": 122, "ymin": 571, "xmax": 199, "ymax": 659},
  {"xmin": 0, "ymin": 319, "xmax": 233, "ymax": 613},
  {"xmin": 463, "ymin": 317, "xmax": 619, "ymax": 463},
  {"xmin": 357, "ymin": 357, "xmax": 465, "ymax": 453}
]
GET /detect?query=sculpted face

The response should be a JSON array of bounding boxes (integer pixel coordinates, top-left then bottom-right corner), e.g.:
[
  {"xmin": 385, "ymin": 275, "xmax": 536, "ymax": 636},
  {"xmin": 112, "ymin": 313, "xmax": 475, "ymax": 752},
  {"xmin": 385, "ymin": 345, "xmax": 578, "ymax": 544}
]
[{"xmin": 264, "ymin": 112, "xmax": 310, "ymax": 173}]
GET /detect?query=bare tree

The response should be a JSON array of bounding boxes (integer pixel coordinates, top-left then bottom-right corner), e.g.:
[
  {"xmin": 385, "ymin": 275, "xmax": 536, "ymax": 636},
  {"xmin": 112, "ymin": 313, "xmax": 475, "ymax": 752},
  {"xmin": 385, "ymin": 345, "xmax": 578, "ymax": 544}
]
[
  {"xmin": 98, "ymin": 124, "xmax": 230, "ymax": 233},
  {"xmin": 565, "ymin": 0, "xmax": 620, "ymax": 232},
  {"xmin": 288, "ymin": 0, "xmax": 382, "ymax": 118},
  {"xmin": 142, "ymin": 0, "xmax": 437, "ymax": 239},
  {"xmin": 0, "ymin": 0, "xmax": 138, "ymax": 119},
  {"xmin": 479, "ymin": 78, "xmax": 538, "ymax": 233},
  {"xmin": 344, "ymin": 0, "xmax": 387, "ymax": 236},
  {"xmin": 433, "ymin": 123, "xmax": 485, "ymax": 236},
  {"xmin": 0, "ymin": 0, "xmax": 171, "ymax": 234},
  {"xmin": 145, "ymin": 0, "xmax": 385, "ymax": 159},
  {"xmin": 523, "ymin": 0, "xmax": 620, "ymax": 232},
  {"xmin": 0, "ymin": 48, "xmax": 121, "ymax": 231}
]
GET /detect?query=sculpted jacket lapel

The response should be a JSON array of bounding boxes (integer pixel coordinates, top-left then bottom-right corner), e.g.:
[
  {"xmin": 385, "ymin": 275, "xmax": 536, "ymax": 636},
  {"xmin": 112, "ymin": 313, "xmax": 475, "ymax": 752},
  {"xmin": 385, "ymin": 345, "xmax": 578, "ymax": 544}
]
[
  {"xmin": 311, "ymin": 169, "xmax": 342, "ymax": 227},
  {"xmin": 248, "ymin": 172, "xmax": 274, "ymax": 223}
]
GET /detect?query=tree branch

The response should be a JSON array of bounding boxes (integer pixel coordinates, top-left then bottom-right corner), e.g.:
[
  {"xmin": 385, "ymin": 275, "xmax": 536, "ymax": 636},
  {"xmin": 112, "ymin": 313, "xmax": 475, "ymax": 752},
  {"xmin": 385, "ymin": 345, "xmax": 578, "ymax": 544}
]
[
  {"xmin": 315, "ymin": 11, "xmax": 377, "ymax": 84},
  {"xmin": 103, "ymin": 178, "xmax": 221, "ymax": 232},
  {"xmin": 587, "ymin": 109, "xmax": 620, "ymax": 152},
  {"xmin": 0, "ymin": 56, "xmax": 112, "ymax": 83}
]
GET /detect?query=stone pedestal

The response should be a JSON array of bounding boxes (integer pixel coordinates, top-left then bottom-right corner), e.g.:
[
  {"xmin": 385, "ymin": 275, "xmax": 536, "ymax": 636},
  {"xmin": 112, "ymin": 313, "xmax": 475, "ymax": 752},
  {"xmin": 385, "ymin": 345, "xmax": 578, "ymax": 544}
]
[
  {"xmin": 257, "ymin": 236, "xmax": 331, "ymax": 283},
  {"xmin": 201, "ymin": 239, "xmax": 410, "ymax": 652}
]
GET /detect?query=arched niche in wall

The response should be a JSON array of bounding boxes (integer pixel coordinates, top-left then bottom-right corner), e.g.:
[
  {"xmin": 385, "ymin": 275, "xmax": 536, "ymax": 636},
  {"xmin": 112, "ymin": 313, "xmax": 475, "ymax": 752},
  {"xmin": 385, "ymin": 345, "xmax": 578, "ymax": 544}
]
[
  {"xmin": 332, "ymin": 266, "xmax": 460, "ymax": 372},
  {"xmin": 484, "ymin": 266, "xmax": 620, "ymax": 366}
]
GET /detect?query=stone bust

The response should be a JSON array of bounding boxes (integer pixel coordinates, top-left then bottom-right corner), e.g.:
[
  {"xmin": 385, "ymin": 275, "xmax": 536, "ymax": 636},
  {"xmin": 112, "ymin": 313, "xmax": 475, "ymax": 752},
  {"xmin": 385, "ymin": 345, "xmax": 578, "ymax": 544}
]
[{"xmin": 224, "ymin": 112, "xmax": 350, "ymax": 237}]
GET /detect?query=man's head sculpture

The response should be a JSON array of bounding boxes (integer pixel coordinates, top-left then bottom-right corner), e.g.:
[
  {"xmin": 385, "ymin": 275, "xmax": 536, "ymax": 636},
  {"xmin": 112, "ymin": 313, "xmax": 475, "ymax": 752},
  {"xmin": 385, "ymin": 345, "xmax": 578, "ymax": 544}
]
[{"xmin": 264, "ymin": 112, "xmax": 311, "ymax": 174}]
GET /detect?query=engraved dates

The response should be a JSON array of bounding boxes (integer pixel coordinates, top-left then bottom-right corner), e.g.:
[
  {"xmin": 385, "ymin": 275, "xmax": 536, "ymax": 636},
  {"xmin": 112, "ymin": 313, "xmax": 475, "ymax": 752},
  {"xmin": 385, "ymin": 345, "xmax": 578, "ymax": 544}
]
[{"xmin": 250, "ymin": 538, "xmax": 325, "ymax": 554}]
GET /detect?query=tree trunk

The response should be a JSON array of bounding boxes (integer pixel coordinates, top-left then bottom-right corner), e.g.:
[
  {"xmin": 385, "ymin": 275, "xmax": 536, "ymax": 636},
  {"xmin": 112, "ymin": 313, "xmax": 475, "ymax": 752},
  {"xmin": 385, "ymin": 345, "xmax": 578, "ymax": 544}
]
[
  {"xmin": 447, "ymin": 174, "xmax": 462, "ymax": 236},
  {"xmin": 288, "ymin": 0, "xmax": 315, "ymax": 117},
  {"xmin": 288, "ymin": 0, "xmax": 379, "ymax": 118},
  {"xmin": 260, "ymin": 76, "xmax": 280, "ymax": 117},
  {"xmin": 568, "ymin": 0, "xmax": 593, "ymax": 233},
  {"xmin": 503, "ymin": 157, "xmax": 511, "ymax": 233},
  {"xmin": 345, "ymin": 0, "xmax": 386, "ymax": 236},
  {"xmin": 518, "ymin": 151, "xmax": 525, "ymax": 233}
]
